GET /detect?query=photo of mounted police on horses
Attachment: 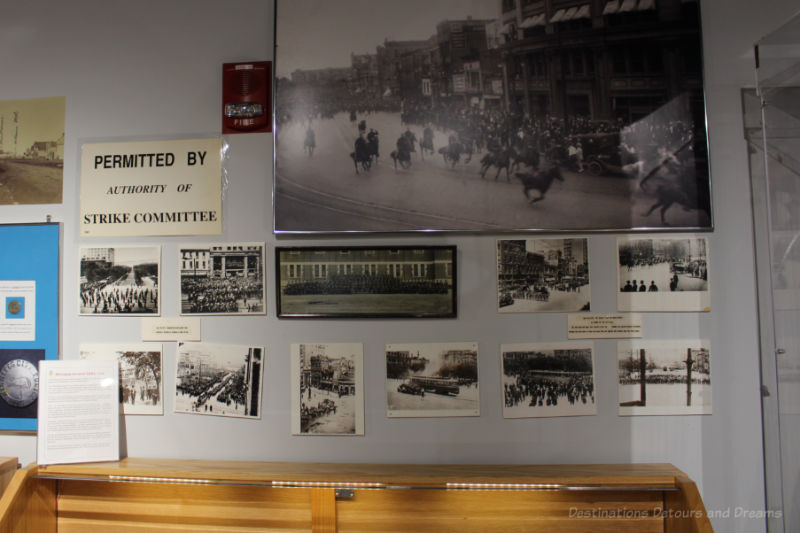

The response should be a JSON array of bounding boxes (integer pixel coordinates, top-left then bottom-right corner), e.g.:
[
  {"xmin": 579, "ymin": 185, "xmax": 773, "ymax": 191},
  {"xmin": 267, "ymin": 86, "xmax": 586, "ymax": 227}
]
[
  {"xmin": 275, "ymin": 246, "xmax": 456, "ymax": 318},
  {"xmin": 274, "ymin": 0, "xmax": 710, "ymax": 232}
]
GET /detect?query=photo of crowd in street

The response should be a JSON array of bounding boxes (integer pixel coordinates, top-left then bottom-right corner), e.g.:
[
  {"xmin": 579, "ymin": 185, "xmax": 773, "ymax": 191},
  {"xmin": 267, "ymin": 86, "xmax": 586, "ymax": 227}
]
[
  {"xmin": 274, "ymin": 0, "xmax": 709, "ymax": 232},
  {"xmin": 276, "ymin": 246, "xmax": 455, "ymax": 318},
  {"xmin": 618, "ymin": 339, "xmax": 711, "ymax": 416},
  {"xmin": 79, "ymin": 246, "xmax": 160, "ymax": 316},
  {"xmin": 80, "ymin": 343, "xmax": 163, "ymax": 416},
  {"xmin": 497, "ymin": 238, "xmax": 590, "ymax": 312},
  {"xmin": 0, "ymin": 97, "xmax": 65, "ymax": 205},
  {"xmin": 617, "ymin": 235, "xmax": 709, "ymax": 311},
  {"xmin": 179, "ymin": 243, "xmax": 266, "ymax": 315},
  {"xmin": 174, "ymin": 342, "xmax": 263, "ymax": 419},
  {"xmin": 501, "ymin": 342, "xmax": 595, "ymax": 418},
  {"xmin": 386, "ymin": 341, "xmax": 479, "ymax": 417},
  {"xmin": 291, "ymin": 343, "xmax": 364, "ymax": 435}
]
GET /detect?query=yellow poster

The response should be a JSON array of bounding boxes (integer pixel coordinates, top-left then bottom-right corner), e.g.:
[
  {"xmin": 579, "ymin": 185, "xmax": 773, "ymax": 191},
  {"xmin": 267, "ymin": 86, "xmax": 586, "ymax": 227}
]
[{"xmin": 80, "ymin": 137, "xmax": 223, "ymax": 237}]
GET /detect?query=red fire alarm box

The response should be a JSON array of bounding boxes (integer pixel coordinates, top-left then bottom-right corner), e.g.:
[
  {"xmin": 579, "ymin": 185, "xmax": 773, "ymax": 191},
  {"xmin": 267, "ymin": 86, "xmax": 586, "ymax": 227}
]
[{"xmin": 222, "ymin": 61, "xmax": 272, "ymax": 134}]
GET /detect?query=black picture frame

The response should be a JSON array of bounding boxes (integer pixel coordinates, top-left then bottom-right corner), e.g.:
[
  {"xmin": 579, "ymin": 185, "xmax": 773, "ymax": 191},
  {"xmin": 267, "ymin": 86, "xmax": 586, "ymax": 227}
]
[
  {"xmin": 275, "ymin": 246, "xmax": 457, "ymax": 318},
  {"xmin": 273, "ymin": 0, "xmax": 711, "ymax": 234}
]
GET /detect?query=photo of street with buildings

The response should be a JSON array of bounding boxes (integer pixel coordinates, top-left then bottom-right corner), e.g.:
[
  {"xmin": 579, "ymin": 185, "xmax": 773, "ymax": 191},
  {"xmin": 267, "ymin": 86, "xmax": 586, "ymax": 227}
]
[
  {"xmin": 501, "ymin": 342, "xmax": 595, "ymax": 418},
  {"xmin": 618, "ymin": 339, "xmax": 711, "ymax": 415},
  {"xmin": 617, "ymin": 235, "xmax": 709, "ymax": 311},
  {"xmin": 291, "ymin": 343, "xmax": 364, "ymax": 435},
  {"xmin": 175, "ymin": 343, "xmax": 263, "ymax": 419},
  {"xmin": 274, "ymin": 0, "xmax": 709, "ymax": 232},
  {"xmin": 497, "ymin": 238, "xmax": 590, "ymax": 312},
  {"xmin": 0, "ymin": 97, "xmax": 64, "ymax": 205},
  {"xmin": 179, "ymin": 243, "xmax": 266, "ymax": 315},
  {"xmin": 386, "ymin": 342, "xmax": 479, "ymax": 417},
  {"xmin": 79, "ymin": 246, "xmax": 160, "ymax": 315},
  {"xmin": 80, "ymin": 343, "xmax": 163, "ymax": 415}
]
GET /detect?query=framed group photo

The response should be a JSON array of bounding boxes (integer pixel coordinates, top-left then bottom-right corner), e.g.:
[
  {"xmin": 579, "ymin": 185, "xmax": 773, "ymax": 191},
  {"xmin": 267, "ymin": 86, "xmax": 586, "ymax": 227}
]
[
  {"xmin": 275, "ymin": 246, "xmax": 456, "ymax": 318},
  {"xmin": 273, "ymin": 0, "xmax": 711, "ymax": 233}
]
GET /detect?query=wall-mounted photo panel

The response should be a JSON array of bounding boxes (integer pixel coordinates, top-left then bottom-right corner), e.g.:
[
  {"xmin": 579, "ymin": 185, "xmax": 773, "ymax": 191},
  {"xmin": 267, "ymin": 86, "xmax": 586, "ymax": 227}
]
[
  {"xmin": 501, "ymin": 341, "xmax": 596, "ymax": 418},
  {"xmin": 497, "ymin": 239, "xmax": 590, "ymax": 312},
  {"xmin": 0, "ymin": 97, "xmax": 65, "ymax": 205},
  {"xmin": 618, "ymin": 339, "xmax": 711, "ymax": 416},
  {"xmin": 179, "ymin": 242, "xmax": 266, "ymax": 315},
  {"xmin": 79, "ymin": 246, "xmax": 161, "ymax": 316},
  {"xmin": 174, "ymin": 342, "xmax": 263, "ymax": 419},
  {"xmin": 386, "ymin": 341, "xmax": 479, "ymax": 418},
  {"xmin": 80, "ymin": 343, "xmax": 163, "ymax": 415},
  {"xmin": 617, "ymin": 236, "xmax": 709, "ymax": 312},
  {"xmin": 273, "ymin": 1, "xmax": 710, "ymax": 233},
  {"xmin": 276, "ymin": 246, "xmax": 456, "ymax": 318},
  {"xmin": 290, "ymin": 343, "xmax": 364, "ymax": 435}
]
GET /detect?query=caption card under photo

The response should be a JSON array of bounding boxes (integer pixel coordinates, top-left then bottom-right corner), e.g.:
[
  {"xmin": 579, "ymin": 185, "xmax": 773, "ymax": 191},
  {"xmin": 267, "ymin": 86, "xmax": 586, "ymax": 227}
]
[{"xmin": 37, "ymin": 359, "xmax": 120, "ymax": 466}]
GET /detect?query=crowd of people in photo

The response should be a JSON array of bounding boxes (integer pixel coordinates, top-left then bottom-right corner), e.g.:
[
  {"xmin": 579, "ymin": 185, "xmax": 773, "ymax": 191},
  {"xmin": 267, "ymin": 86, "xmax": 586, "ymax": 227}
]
[
  {"xmin": 80, "ymin": 281, "xmax": 158, "ymax": 314},
  {"xmin": 177, "ymin": 371, "xmax": 248, "ymax": 413},
  {"xmin": 619, "ymin": 373, "xmax": 711, "ymax": 386},
  {"xmin": 181, "ymin": 276, "xmax": 263, "ymax": 313},
  {"xmin": 619, "ymin": 254, "xmax": 707, "ymax": 292},
  {"xmin": 282, "ymin": 273, "xmax": 450, "ymax": 296},
  {"xmin": 121, "ymin": 382, "xmax": 159, "ymax": 406},
  {"xmin": 504, "ymin": 372, "xmax": 595, "ymax": 408},
  {"xmin": 279, "ymin": 85, "xmax": 701, "ymax": 187}
]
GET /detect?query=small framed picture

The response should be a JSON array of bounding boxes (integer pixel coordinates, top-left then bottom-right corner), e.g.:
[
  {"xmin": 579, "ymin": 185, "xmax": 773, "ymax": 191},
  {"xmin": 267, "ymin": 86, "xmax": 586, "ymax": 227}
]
[{"xmin": 275, "ymin": 246, "xmax": 456, "ymax": 318}]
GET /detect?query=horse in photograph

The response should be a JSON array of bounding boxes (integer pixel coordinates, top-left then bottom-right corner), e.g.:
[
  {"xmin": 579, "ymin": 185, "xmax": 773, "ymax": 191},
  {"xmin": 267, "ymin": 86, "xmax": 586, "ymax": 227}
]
[
  {"xmin": 642, "ymin": 177, "xmax": 711, "ymax": 225},
  {"xmin": 438, "ymin": 134, "xmax": 472, "ymax": 169},
  {"xmin": 350, "ymin": 134, "xmax": 372, "ymax": 174},
  {"xmin": 480, "ymin": 146, "xmax": 514, "ymax": 181},
  {"xmin": 516, "ymin": 163, "xmax": 564, "ymax": 204},
  {"xmin": 391, "ymin": 133, "xmax": 413, "ymax": 170}
]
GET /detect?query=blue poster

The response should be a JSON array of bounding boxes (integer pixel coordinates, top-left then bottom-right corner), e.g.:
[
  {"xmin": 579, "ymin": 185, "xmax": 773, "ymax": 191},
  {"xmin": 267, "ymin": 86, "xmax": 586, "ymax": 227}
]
[{"xmin": 0, "ymin": 223, "xmax": 59, "ymax": 432}]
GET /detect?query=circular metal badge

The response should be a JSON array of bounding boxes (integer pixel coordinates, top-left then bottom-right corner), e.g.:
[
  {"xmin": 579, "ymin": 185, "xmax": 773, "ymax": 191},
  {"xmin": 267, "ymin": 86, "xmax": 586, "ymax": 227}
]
[
  {"xmin": 6, "ymin": 300, "xmax": 21, "ymax": 316},
  {"xmin": 0, "ymin": 359, "xmax": 39, "ymax": 408}
]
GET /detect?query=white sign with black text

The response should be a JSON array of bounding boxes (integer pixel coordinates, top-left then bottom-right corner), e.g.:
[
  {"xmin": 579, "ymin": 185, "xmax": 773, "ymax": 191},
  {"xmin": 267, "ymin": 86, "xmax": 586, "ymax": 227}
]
[{"xmin": 80, "ymin": 137, "xmax": 223, "ymax": 237}]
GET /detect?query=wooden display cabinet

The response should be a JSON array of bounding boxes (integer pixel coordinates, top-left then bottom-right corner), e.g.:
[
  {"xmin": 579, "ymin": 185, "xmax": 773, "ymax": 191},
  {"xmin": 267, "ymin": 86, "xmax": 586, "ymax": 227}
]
[{"xmin": 0, "ymin": 458, "xmax": 713, "ymax": 532}]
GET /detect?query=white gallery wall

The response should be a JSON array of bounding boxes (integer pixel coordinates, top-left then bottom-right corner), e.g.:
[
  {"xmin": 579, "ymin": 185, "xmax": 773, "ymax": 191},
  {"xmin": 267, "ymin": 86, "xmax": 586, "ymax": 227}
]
[{"xmin": 0, "ymin": 1, "xmax": 797, "ymax": 531}]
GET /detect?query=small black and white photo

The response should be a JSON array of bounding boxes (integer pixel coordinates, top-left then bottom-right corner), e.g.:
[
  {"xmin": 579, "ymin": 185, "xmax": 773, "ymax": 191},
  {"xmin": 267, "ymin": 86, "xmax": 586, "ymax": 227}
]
[
  {"xmin": 276, "ymin": 246, "xmax": 456, "ymax": 318},
  {"xmin": 79, "ymin": 246, "xmax": 160, "ymax": 315},
  {"xmin": 497, "ymin": 239, "xmax": 590, "ymax": 312},
  {"xmin": 174, "ymin": 342, "xmax": 263, "ymax": 419},
  {"xmin": 501, "ymin": 342, "xmax": 595, "ymax": 418},
  {"xmin": 274, "ymin": 0, "xmax": 710, "ymax": 233},
  {"xmin": 386, "ymin": 341, "xmax": 479, "ymax": 418},
  {"xmin": 291, "ymin": 343, "xmax": 364, "ymax": 435},
  {"xmin": 618, "ymin": 339, "xmax": 711, "ymax": 416},
  {"xmin": 179, "ymin": 242, "xmax": 266, "ymax": 315},
  {"xmin": 80, "ymin": 343, "xmax": 163, "ymax": 415},
  {"xmin": 617, "ymin": 236, "xmax": 709, "ymax": 312}
]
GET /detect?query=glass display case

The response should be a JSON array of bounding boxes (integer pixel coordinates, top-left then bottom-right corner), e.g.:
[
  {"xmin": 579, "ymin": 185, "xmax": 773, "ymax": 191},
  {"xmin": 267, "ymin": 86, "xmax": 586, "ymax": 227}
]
[{"xmin": 745, "ymin": 11, "xmax": 800, "ymax": 533}]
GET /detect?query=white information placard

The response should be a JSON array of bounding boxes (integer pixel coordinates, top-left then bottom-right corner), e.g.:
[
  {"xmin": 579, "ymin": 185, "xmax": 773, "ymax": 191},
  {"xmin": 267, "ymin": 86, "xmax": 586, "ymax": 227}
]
[
  {"xmin": 80, "ymin": 137, "xmax": 223, "ymax": 237},
  {"xmin": 37, "ymin": 360, "xmax": 120, "ymax": 465},
  {"xmin": 141, "ymin": 317, "xmax": 201, "ymax": 342},
  {"xmin": 0, "ymin": 280, "xmax": 36, "ymax": 341},
  {"xmin": 568, "ymin": 314, "xmax": 642, "ymax": 339}
]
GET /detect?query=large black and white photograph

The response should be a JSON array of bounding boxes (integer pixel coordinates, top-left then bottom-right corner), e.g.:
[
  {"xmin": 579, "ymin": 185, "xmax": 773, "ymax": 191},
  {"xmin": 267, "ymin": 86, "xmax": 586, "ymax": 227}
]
[
  {"xmin": 274, "ymin": 0, "xmax": 710, "ymax": 233},
  {"xmin": 386, "ymin": 341, "xmax": 479, "ymax": 417},
  {"xmin": 79, "ymin": 246, "xmax": 160, "ymax": 316},
  {"xmin": 276, "ymin": 246, "xmax": 456, "ymax": 318},
  {"xmin": 291, "ymin": 343, "xmax": 364, "ymax": 435},
  {"xmin": 618, "ymin": 339, "xmax": 711, "ymax": 416},
  {"xmin": 617, "ymin": 235, "xmax": 709, "ymax": 312},
  {"xmin": 174, "ymin": 342, "xmax": 263, "ymax": 419},
  {"xmin": 501, "ymin": 341, "xmax": 595, "ymax": 418},
  {"xmin": 179, "ymin": 242, "xmax": 266, "ymax": 315},
  {"xmin": 497, "ymin": 238, "xmax": 590, "ymax": 312},
  {"xmin": 80, "ymin": 343, "xmax": 163, "ymax": 416}
]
